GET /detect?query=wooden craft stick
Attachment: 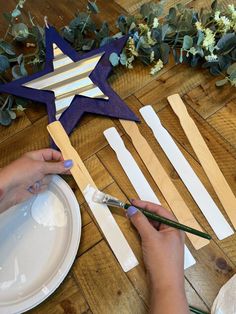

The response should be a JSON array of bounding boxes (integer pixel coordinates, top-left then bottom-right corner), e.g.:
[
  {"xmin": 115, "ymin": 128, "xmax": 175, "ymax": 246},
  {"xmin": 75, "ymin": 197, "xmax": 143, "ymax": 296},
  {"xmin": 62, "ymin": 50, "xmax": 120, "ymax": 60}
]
[
  {"xmin": 140, "ymin": 105, "xmax": 233, "ymax": 240},
  {"xmin": 47, "ymin": 121, "xmax": 139, "ymax": 272},
  {"xmin": 167, "ymin": 94, "xmax": 236, "ymax": 229},
  {"xmin": 104, "ymin": 127, "xmax": 196, "ymax": 269},
  {"xmin": 120, "ymin": 120, "xmax": 209, "ymax": 250}
]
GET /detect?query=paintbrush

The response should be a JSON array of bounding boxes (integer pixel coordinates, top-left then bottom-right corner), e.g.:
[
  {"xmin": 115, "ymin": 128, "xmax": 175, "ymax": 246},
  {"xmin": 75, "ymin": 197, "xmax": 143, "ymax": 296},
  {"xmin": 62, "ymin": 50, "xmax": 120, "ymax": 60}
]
[{"xmin": 92, "ymin": 190, "xmax": 211, "ymax": 240}]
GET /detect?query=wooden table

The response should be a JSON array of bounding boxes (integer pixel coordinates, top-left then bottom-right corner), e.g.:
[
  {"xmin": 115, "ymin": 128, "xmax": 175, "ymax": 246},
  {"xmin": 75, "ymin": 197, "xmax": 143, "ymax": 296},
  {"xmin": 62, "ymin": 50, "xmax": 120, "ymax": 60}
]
[{"xmin": 0, "ymin": 0, "xmax": 236, "ymax": 313}]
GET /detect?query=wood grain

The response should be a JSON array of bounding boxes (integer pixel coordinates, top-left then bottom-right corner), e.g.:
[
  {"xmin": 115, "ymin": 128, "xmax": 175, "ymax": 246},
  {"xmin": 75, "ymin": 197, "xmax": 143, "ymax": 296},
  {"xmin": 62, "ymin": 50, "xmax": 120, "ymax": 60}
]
[
  {"xmin": 73, "ymin": 241, "xmax": 147, "ymax": 314},
  {"xmin": 207, "ymin": 101, "xmax": 236, "ymax": 149},
  {"xmin": 168, "ymin": 94, "xmax": 236, "ymax": 229},
  {"xmin": 1, "ymin": 0, "xmax": 236, "ymax": 312}
]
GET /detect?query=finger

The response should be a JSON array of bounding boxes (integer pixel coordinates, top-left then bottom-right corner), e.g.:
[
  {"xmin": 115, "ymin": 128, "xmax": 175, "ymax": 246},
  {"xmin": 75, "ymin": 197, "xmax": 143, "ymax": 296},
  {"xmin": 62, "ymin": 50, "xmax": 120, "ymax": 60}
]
[
  {"xmin": 131, "ymin": 199, "xmax": 176, "ymax": 222},
  {"xmin": 127, "ymin": 206, "xmax": 157, "ymax": 241},
  {"xmin": 26, "ymin": 149, "xmax": 63, "ymax": 162},
  {"xmin": 42, "ymin": 159, "xmax": 73, "ymax": 175}
]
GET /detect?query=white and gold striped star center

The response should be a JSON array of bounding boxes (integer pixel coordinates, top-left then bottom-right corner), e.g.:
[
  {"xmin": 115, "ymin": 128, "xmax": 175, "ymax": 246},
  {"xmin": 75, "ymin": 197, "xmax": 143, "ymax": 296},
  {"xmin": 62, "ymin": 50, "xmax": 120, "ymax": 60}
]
[{"xmin": 23, "ymin": 44, "xmax": 108, "ymax": 119}]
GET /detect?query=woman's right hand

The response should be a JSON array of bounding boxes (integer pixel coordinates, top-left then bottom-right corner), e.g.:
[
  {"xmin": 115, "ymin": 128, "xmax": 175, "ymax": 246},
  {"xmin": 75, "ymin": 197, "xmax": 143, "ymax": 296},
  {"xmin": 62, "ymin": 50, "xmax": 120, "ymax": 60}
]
[{"xmin": 127, "ymin": 200, "xmax": 189, "ymax": 314}]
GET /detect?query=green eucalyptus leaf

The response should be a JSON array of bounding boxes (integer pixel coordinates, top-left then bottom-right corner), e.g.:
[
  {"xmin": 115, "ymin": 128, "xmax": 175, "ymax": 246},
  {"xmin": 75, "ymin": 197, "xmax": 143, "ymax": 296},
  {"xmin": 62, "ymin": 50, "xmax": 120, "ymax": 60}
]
[
  {"xmin": 109, "ymin": 52, "xmax": 120, "ymax": 66},
  {"xmin": 8, "ymin": 110, "xmax": 16, "ymax": 119},
  {"xmin": 69, "ymin": 12, "xmax": 96, "ymax": 32},
  {"xmin": 215, "ymin": 78, "xmax": 228, "ymax": 86},
  {"xmin": 229, "ymin": 71, "xmax": 236, "ymax": 80},
  {"xmin": 172, "ymin": 48, "xmax": 179, "ymax": 64},
  {"xmin": 161, "ymin": 24, "xmax": 169, "ymax": 40},
  {"xmin": 7, "ymin": 95, "xmax": 14, "ymax": 109},
  {"xmin": 167, "ymin": 7, "xmax": 177, "ymax": 22},
  {"xmin": 0, "ymin": 110, "xmax": 11, "ymax": 126},
  {"xmin": 183, "ymin": 35, "xmax": 193, "ymax": 50},
  {"xmin": 137, "ymin": 36, "xmax": 150, "ymax": 50},
  {"xmin": 96, "ymin": 22, "xmax": 109, "ymax": 41},
  {"xmin": 218, "ymin": 56, "xmax": 231, "ymax": 71},
  {"xmin": 0, "ymin": 40, "xmax": 15, "ymax": 55},
  {"xmin": 211, "ymin": 0, "xmax": 218, "ymax": 10},
  {"xmin": 11, "ymin": 8, "xmax": 21, "ymax": 17},
  {"xmin": 0, "ymin": 55, "xmax": 10, "ymax": 73},
  {"xmin": 12, "ymin": 23, "xmax": 29, "ymax": 41},
  {"xmin": 119, "ymin": 52, "xmax": 127, "ymax": 65},
  {"xmin": 17, "ymin": 53, "xmax": 23, "ymax": 65},
  {"xmin": 197, "ymin": 31, "xmax": 204, "ymax": 46},
  {"xmin": 227, "ymin": 63, "xmax": 236, "ymax": 75},
  {"xmin": 20, "ymin": 60, "xmax": 28, "ymax": 76},
  {"xmin": 87, "ymin": 1, "xmax": 99, "ymax": 14},
  {"xmin": 160, "ymin": 43, "xmax": 170, "ymax": 64},
  {"xmin": 62, "ymin": 27, "xmax": 74, "ymax": 43},
  {"xmin": 217, "ymin": 33, "xmax": 236, "ymax": 52},
  {"xmin": 12, "ymin": 64, "xmax": 22, "ymax": 79},
  {"xmin": 100, "ymin": 36, "xmax": 114, "ymax": 47},
  {"xmin": 82, "ymin": 39, "xmax": 94, "ymax": 50},
  {"xmin": 116, "ymin": 16, "xmax": 127, "ymax": 34}
]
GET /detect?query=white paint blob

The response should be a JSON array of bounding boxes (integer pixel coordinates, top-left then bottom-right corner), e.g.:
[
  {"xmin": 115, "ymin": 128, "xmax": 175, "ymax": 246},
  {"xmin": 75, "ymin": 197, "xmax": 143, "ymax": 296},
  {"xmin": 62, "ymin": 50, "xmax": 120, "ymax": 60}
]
[{"xmin": 31, "ymin": 191, "xmax": 67, "ymax": 228}]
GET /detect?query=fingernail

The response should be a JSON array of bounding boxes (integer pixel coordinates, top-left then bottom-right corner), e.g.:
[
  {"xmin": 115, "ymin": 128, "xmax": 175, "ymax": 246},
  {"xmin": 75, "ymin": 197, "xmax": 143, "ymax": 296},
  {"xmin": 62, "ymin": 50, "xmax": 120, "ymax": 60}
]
[
  {"xmin": 127, "ymin": 206, "xmax": 138, "ymax": 218},
  {"xmin": 35, "ymin": 181, "xmax": 40, "ymax": 190},
  {"xmin": 28, "ymin": 186, "xmax": 34, "ymax": 194},
  {"xmin": 129, "ymin": 198, "xmax": 134, "ymax": 203},
  {"xmin": 64, "ymin": 159, "xmax": 73, "ymax": 168}
]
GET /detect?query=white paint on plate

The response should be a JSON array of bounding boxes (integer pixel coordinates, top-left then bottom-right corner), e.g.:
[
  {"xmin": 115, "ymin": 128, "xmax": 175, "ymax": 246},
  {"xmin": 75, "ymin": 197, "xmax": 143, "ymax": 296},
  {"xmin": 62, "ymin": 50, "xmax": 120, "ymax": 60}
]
[{"xmin": 31, "ymin": 190, "xmax": 67, "ymax": 228}]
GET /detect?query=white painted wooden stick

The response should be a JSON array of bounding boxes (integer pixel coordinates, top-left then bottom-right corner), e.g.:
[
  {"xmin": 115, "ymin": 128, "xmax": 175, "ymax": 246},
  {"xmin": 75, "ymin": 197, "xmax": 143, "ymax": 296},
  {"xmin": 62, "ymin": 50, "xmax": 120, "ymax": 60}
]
[
  {"xmin": 104, "ymin": 127, "xmax": 196, "ymax": 269},
  {"xmin": 140, "ymin": 105, "xmax": 234, "ymax": 240},
  {"xmin": 47, "ymin": 121, "xmax": 138, "ymax": 272},
  {"xmin": 167, "ymin": 94, "xmax": 236, "ymax": 229}
]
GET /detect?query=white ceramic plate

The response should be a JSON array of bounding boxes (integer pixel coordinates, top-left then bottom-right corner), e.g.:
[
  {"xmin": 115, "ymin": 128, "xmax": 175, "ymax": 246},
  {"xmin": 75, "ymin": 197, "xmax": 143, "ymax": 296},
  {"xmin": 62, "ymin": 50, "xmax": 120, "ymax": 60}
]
[{"xmin": 0, "ymin": 175, "xmax": 81, "ymax": 314}]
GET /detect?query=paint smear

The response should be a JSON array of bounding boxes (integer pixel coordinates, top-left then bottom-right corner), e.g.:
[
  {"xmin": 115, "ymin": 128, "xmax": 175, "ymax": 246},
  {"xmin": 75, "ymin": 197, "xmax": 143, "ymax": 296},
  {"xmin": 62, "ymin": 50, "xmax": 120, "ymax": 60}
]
[{"xmin": 31, "ymin": 191, "xmax": 67, "ymax": 228}]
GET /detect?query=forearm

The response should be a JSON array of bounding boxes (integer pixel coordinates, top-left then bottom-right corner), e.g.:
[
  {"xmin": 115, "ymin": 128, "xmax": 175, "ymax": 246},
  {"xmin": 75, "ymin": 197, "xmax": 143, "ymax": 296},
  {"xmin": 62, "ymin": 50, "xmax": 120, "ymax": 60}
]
[
  {"xmin": 150, "ymin": 286, "xmax": 189, "ymax": 314},
  {"xmin": 0, "ymin": 170, "xmax": 14, "ymax": 214}
]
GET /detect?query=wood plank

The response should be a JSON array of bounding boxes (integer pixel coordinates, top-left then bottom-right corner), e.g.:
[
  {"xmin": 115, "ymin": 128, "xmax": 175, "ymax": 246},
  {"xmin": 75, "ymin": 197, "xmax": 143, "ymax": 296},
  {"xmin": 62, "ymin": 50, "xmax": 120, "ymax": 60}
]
[
  {"xmin": 73, "ymin": 240, "xmax": 148, "ymax": 314},
  {"xmin": 28, "ymin": 274, "xmax": 90, "ymax": 314},
  {"xmin": 135, "ymin": 64, "xmax": 211, "ymax": 113},
  {"xmin": 186, "ymin": 79, "xmax": 236, "ymax": 119},
  {"xmin": 207, "ymin": 101, "xmax": 236, "ymax": 149},
  {"xmin": 0, "ymin": 111, "xmax": 31, "ymax": 145},
  {"xmin": 77, "ymin": 221, "xmax": 103, "ymax": 257}
]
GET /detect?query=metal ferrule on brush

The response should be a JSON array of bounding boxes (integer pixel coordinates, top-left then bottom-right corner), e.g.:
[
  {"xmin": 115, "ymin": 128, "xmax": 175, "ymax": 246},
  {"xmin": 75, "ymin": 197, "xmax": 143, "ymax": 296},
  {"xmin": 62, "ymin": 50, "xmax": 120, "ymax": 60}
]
[{"xmin": 103, "ymin": 194, "xmax": 126, "ymax": 209}]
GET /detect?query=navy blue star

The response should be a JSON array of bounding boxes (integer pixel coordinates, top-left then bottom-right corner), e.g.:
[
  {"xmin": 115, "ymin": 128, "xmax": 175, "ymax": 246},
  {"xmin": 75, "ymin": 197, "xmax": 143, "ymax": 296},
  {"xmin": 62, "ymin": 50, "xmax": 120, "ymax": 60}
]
[{"xmin": 0, "ymin": 26, "xmax": 139, "ymax": 136}]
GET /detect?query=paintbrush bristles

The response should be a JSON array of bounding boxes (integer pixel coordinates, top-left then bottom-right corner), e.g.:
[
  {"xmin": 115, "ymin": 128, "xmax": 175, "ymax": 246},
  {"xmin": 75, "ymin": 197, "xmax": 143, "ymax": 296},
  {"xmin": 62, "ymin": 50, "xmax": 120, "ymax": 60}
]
[
  {"xmin": 92, "ymin": 190, "xmax": 107, "ymax": 203},
  {"xmin": 92, "ymin": 190, "xmax": 126, "ymax": 208}
]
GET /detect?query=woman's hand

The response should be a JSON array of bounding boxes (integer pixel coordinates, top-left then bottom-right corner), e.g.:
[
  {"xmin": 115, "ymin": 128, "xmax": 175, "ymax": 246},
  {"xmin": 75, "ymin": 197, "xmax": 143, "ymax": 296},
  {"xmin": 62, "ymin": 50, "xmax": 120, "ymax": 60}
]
[
  {"xmin": 0, "ymin": 149, "xmax": 73, "ymax": 213},
  {"xmin": 127, "ymin": 200, "xmax": 189, "ymax": 314}
]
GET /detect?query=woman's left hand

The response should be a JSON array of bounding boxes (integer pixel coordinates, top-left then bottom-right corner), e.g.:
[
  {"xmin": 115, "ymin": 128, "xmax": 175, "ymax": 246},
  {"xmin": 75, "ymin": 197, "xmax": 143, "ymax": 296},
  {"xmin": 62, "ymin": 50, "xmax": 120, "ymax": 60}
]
[{"xmin": 0, "ymin": 149, "xmax": 73, "ymax": 213}]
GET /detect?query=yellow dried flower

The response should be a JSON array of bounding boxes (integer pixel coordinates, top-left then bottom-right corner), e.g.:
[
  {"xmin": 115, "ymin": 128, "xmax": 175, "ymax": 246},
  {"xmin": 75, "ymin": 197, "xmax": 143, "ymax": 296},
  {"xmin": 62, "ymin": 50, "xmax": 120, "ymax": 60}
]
[{"xmin": 150, "ymin": 59, "xmax": 163, "ymax": 75}]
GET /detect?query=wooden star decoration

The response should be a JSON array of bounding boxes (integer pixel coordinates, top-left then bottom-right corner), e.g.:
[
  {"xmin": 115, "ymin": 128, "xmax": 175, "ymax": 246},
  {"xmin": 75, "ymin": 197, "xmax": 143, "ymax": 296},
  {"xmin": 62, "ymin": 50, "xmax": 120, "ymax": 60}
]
[{"xmin": 0, "ymin": 26, "xmax": 139, "ymax": 136}]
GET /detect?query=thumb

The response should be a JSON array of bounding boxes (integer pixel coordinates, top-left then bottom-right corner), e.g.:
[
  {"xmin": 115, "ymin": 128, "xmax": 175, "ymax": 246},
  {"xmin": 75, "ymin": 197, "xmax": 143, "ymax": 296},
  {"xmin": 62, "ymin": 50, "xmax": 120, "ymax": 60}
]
[
  {"xmin": 127, "ymin": 206, "xmax": 155, "ymax": 241},
  {"xmin": 43, "ymin": 159, "xmax": 73, "ymax": 174}
]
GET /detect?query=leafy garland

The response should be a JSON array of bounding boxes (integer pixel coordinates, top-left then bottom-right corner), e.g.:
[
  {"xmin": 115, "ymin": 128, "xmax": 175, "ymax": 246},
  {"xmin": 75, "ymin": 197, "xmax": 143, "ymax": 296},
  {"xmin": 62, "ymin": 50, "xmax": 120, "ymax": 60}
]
[{"xmin": 0, "ymin": 0, "xmax": 236, "ymax": 126}]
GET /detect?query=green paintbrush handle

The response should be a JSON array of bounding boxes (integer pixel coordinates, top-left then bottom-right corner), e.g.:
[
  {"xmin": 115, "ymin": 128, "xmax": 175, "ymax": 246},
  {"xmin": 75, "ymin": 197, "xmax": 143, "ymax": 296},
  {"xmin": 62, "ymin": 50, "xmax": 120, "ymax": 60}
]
[
  {"xmin": 124, "ymin": 204, "xmax": 211, "ymax": 240},
  {"xmin": 189, "ymin": 305, "xmax": 209, "ymax": 314}
]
